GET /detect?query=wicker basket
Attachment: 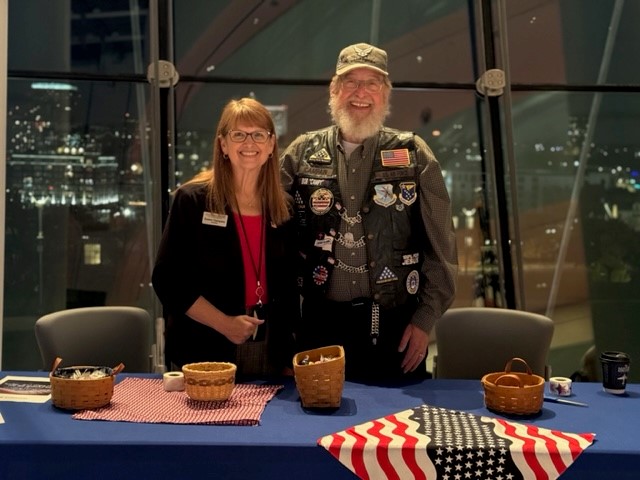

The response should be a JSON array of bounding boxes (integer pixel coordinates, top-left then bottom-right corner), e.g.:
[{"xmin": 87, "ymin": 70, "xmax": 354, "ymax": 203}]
[
  {"xmin": 182, "ymin": 362, "xmax": 237, "ymax": 401},
  {"xmin": 293, "ymin": 345, "xmax": 345, "ymax": 408},
  {"xmin": 49, "ymin": 357, "xmax": 124, "ymax": 410},
  {"xmin": 481, "ymin": 357, "xmax": 545, "ymax": 415}
]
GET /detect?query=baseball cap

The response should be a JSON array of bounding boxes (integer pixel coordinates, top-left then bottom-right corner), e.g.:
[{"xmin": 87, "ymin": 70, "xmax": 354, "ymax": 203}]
[{"xmin": 335, "ymin": 42, "xmax": 388, "ymax": 76}]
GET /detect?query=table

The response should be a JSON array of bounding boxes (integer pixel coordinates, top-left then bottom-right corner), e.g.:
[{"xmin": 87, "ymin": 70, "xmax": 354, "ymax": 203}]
[{"xmin": 0, "ymin": 373, "xmax": 638, "ymax": 479}]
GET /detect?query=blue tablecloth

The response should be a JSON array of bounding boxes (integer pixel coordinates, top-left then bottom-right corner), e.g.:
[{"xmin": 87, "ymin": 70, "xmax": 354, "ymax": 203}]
[{"xmin": 0, "ymin": 372, "xmax": 638, "ymax": 479}]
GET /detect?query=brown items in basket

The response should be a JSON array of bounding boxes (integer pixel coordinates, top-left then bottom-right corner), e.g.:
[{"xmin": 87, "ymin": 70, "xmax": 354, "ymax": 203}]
[
  {"xmin": 481, "ymin": 357, "xmax": 545, "ymax": 415},
  {"xmin": 293, "ymin": 345, "xmax": 345, "ymax": 408},
  {"xmin": 49, "ymin": 357, "xmax": 125, "ymax": 410},
  {"xmin": 182, "ymin": 362, "xmax": 237, "ymax": 401}
]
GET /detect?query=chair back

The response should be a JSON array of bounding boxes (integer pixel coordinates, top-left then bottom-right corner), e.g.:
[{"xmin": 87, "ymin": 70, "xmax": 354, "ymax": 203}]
[
  {"xmin": 434, "ymin": 307, "xmax": 554, "ymax": 379},
  {"xmin": 35, "ymin": 306, "xmax": 153, "ymax": 372}
]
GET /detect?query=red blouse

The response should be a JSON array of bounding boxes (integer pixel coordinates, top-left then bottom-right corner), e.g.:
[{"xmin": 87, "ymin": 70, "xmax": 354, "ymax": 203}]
[{"xmin": 233, "ymin": 213, "xmax": 268, "ymax": 308}]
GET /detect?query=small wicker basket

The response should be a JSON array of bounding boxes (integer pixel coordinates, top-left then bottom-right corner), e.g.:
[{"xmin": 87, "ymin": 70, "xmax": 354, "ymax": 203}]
[
  {"xmin": 293, "ymin": 345, "xmax": 345, "ymax": 408},
  {"xmin": 49, "ymin": 357, "xmax": 124, "ymax": 410},
  {"xmin": 182, "ymin": 362, "xmax": 237, "ymax": 401},
  {"xmin": 481, "ymin": 357, "xmax": 545, "ymax": 415}
]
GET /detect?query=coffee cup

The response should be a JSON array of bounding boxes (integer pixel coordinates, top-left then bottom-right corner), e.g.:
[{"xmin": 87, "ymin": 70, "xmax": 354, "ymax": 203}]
[{"xmin": 600, "ymin": 351, "xmax": 631, "ymax": 394}]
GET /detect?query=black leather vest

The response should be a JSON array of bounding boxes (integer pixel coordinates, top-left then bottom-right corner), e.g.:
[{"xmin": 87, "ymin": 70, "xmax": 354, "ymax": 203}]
[{"xmin": 293, "ymin": 126, "xmax": 426, "ymax": 309}]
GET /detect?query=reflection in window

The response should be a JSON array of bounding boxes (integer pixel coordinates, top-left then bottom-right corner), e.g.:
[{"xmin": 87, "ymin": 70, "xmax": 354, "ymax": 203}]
[{"xmin": 83, "ymin": 243, "xmax": 102, "ymax": 265}]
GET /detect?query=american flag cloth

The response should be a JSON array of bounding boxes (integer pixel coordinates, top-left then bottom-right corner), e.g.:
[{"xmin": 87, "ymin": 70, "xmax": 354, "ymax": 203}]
[
  {"xmin": 72, "ymin": 377, "xmax": 282, "ymax": 426},
  {"xmin": 318, "ymin": 404, "xmax": 595, "ymax": 480},
  {"xmin": 380, "ymin": 149, "xmax": 411, "ymax": 167}
]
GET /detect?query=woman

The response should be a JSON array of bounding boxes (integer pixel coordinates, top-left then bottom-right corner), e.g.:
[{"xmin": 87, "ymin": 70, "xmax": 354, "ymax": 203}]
[{"xmin": 152, "ymin": 97, "xmax": 299, "ymax": 378}]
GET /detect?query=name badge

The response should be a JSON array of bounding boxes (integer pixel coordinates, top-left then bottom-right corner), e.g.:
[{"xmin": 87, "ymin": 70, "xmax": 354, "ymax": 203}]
[{"xmin": 202, "ymin": 211, "xmax": 228, "ymax": 227}]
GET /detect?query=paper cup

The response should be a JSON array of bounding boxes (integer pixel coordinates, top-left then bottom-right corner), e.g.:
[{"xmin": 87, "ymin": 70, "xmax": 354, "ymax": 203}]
[{"xmin": 600, "ymin": 351, "xmax": 631, "ymax": 394}]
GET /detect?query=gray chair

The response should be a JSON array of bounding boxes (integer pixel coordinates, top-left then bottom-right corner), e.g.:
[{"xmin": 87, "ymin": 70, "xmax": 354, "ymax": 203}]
[
  {"xmin": 35, "ymin": 306, "xmax": 153, "ymax": 372},
  {"xmin": 433, "ymin": 307, "xmax": 554, "ymax": 379}
]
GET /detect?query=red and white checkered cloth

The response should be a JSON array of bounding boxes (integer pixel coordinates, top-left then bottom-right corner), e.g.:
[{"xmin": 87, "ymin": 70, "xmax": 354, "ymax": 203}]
[{"xmin": 72, "ymin": 377, "xmax": 282, "ymax": 426}]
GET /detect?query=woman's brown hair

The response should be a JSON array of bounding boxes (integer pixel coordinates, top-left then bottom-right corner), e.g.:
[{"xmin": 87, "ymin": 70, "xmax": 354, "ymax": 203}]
[{"xmin": 183, "ymin": 97, "xmax": 290, "ymax": 225}]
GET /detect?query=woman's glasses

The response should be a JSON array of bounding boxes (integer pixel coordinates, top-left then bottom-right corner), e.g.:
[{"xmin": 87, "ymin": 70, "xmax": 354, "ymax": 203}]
[{"xmin": 226, "ymin": 130, "xmax": 272, "ymax": 143}]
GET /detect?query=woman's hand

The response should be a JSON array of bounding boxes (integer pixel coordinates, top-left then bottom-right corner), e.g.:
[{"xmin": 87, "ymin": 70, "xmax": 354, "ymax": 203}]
[
  {"xmin": 186, "ymin": 296, "xmax": 264, "ymax": 344},
  {"xmin": 222, "ymin": 314, "xmax": 265, "ymax": 344}
]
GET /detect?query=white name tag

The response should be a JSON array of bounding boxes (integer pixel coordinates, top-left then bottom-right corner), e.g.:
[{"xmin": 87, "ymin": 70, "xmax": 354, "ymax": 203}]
[{"xmin": 202, "ymin": 211, "xmax": 228, "ymax": 227}]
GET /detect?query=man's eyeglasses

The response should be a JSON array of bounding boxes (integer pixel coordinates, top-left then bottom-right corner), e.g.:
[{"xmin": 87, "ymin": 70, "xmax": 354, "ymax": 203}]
[
  {"xmin": 226, "ymin": 130, "xmax": 272, "ymax": 143},
  {"xmin": 341, "ymin": 78, "xmax": 384, "ymax": 93}
]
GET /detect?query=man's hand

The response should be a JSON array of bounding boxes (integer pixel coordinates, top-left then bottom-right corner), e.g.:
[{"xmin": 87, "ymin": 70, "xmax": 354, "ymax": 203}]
[{"xmin": 398, "ymin": 324, "xmax": 430, "ymax": 373}]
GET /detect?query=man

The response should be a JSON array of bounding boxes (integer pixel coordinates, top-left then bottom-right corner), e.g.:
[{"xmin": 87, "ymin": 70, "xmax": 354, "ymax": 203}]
[{"xmin": 280, "ymin": 42, "xmax": 458, "ymax": 381}]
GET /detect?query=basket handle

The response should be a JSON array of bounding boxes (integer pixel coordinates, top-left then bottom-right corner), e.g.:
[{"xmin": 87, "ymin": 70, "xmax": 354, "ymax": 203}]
[
  {"xmin": 504, "ymin": 357, "xmax": 532, "ymax": 375},
  {"xmin": 111, "ymin": 363, "xmax": 125, "ymax": 375},
  {"xmin": 494, "ymin": 373, "xmax": 524, "ymax": 388},
  {"xmin": 51, "ymin": 356, "xmax": 63, "ymax": 373}
]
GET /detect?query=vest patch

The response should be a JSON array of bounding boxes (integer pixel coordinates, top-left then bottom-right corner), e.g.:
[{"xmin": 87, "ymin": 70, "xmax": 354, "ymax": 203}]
[
  {"xmin": 300, "ymin": 177, "xmax": 326, "ymax": 186},
  {"xmin": 402, "ymin": 253, "xmax": 419, "ymax": 265},
  {"xmin": 308, "ymin": 148, "xmax": 332, "ymax": 164},
  {"xmin": 312, "ymin": 265, "xmax": 329, "ymax": 285},
  {"xmin": 373, "ymin": 184, "xmax": 397, "ymax": 207},
  {"xmin": 373, "ymin": 168, "xmax": 416, "ymax": 181},
  {"xmin": 399, "ymin": 182, "xmax": 417, "ymax": 205},
  {"xmin": 376, "ymin": 266, "xmax": 398, "ymax": 284},
  {"xmin": 309, "ymin": 188, "xmax": 334, "ymax": 215},
  {"xmin": 313, "ymin": 235, "xmax": 334, "ymax": 252},
  {"xmin": 381, "ymin": 148, "xmax": 410, "ymax": 167},
  {"xmin": 406, "ymin": 270, "xmax": 420, "ymax": 294},
  {"xmin": 300, "ymin": 166, "xmax": 335, "ymax": 178}
]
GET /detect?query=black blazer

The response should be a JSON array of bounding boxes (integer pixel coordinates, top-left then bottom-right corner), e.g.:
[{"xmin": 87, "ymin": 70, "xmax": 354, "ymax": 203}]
[{"xmin": 152, "ymin": 182, "xmax": 299, "ymax": 371}]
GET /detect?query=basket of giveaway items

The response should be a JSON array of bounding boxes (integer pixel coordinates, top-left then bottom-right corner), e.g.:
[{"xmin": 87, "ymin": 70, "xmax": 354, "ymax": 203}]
[
  {"xmin": 481, "ymin": 357, "xmax": 545, "ymax": 415},
  {"xmin": 293, "ymin": 345, "xmax": 345, "ymax": 408},
  {"xmin": 49, "ymin": 357, "xmax": 124, "ymax": 410},
  {"xmin": 182, "ymin": 361, "xmax": 237, "ymax": 401}
]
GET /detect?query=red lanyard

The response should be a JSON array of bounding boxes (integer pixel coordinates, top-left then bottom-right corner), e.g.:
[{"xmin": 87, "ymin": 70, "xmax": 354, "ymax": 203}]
[{"xmin": 234, "ymin": 205, "xmax": 265, "ymax": 306}]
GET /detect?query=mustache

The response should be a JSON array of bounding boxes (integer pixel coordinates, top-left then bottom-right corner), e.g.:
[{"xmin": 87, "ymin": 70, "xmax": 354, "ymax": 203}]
[{"xmin": 329, "ymin": 98, "xmax": 388, "ymax": 142}]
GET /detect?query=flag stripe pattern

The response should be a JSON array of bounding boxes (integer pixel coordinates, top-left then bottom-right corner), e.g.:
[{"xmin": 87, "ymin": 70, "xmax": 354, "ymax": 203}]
[
  {"xmin": 319, "ymin": 405, "xmax": 595, "ymax": 479},
  {"xmin": 381, "ymin": 149, "xmax": 411, "ymax": 167}
]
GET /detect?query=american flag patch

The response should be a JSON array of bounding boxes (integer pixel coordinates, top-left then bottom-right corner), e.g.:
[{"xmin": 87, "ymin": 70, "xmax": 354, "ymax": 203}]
[
  {"xmin": 319, "ymin": 404, "xmax": 595, "ymax": 480},
  {"xmin": 381, "ymin": 148, "xmax": 410, "ymax": 167}
]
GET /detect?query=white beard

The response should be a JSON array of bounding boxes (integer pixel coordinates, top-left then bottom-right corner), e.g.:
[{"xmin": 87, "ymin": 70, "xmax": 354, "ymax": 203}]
[{"xmin": 329, "ymin": 96, "xmax": 389, "ymax": 143}]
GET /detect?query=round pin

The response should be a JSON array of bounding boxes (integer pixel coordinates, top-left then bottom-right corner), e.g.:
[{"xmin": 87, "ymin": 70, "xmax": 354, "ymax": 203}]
[
  {"xmin": 406, "ymin": 270, "xmax": 419, "ymax": 294},
  {"xmin": 309, "ymin": 188, "xmax": 334, "ymax": 215},
  {"xmin": 312, "ymin": 265, "xmax": 329, "ymax": 285}
]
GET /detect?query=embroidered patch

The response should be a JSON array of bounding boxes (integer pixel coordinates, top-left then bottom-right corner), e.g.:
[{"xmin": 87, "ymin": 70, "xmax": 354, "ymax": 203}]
[
  {"xmin": 309, "ymin": 188, "xmax": 334, "ymax": 215},
  {"xmin": 406, "ymin": 270, "xmax": 420, "ymax": 294},
  {"xmin": 373, "ymin": 184, "xmax": 397, "ymax": 207},
  {"xmin": 402, "ymin": 253, "xmax": 419, "ymax": 265},
  {"xmin": 312, "ymin": 265, "xmax": 329, "ymax": 285},
  {"xmin": 300, "ymin": 177, "xmax": 326, "ymax": 186},
  {"xmin": 314, "ymin": 234, "xmax": 334, "ymax": 252},
  {"xmin": 308, "ymin": 148, "xmax": 331, "ymax": 164},
  {"xmin": 381, "ymin": 148, "xmax": 410, "ymax": 167},
  {"xmin": 376, "ymin": 266, "xmax": 398, "ymax": 284},
  {"xmin": 399, "ymin": 182, "xmax": 417, "ymax": 205},
  {"xmin": 301, "ymin": 166, "xmax": 334, "ymax": 177}
]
